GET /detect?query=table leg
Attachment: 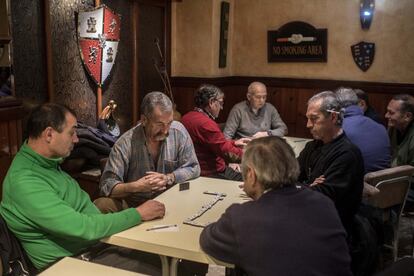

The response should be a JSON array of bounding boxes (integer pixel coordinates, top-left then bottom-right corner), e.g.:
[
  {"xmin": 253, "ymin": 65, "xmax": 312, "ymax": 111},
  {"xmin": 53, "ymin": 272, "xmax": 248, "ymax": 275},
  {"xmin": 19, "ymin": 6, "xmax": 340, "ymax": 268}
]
[
  {"xmin": 159, "ymin": 255, "xmax": 170, "ymax": 276},
  {"xmin": 169, "ymin": 258, "xmax": 179, "ymax": 276}
]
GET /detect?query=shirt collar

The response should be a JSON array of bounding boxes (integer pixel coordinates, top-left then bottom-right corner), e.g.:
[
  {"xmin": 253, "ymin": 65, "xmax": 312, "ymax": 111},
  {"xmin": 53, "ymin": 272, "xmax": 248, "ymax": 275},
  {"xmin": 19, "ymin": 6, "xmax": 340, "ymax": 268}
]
[
  {"xmin": 194, "ymin": 107, "xmax": 216, "ymax": 120},
  {"xmin": 246, "ymin": 100, "xmax": 264, "ymax": 116}
]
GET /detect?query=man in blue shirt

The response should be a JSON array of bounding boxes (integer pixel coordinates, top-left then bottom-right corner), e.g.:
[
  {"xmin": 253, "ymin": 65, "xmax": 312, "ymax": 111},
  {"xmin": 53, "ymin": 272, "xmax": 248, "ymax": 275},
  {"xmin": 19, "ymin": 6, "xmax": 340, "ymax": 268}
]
[{"xmin": 335, "ymin": 87, "xmax": 391, "ymax": 173}]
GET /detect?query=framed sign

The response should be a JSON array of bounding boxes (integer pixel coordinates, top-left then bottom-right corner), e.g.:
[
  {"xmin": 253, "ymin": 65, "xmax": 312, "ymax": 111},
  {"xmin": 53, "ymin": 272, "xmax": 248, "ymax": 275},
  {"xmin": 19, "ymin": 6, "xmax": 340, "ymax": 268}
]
[{"xmin": 268, "ymin": 21, "xmax": 327, "ymax": 62}]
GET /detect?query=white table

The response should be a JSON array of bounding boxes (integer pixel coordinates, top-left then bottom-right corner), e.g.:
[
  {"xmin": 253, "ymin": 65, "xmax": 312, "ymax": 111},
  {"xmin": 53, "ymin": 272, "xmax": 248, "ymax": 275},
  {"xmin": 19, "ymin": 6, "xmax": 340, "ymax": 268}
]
[
  {"xmin": 284, "ymin": 136, "xmax": 311, "ymax": 157},
  {"xmin": 102, "ymin": 177, "xmax": 245, "ymax": 276},
  {"xmin": 39, "ymin": 257, "xmax": 147, "ymax": 276}
]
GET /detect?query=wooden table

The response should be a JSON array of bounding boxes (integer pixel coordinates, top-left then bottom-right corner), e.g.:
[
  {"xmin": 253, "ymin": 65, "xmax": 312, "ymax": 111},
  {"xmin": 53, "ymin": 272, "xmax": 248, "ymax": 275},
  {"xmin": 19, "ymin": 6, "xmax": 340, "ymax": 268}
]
[{"xmin": 102, "ymin": 177, "xmax": 245, "ymax": 276}]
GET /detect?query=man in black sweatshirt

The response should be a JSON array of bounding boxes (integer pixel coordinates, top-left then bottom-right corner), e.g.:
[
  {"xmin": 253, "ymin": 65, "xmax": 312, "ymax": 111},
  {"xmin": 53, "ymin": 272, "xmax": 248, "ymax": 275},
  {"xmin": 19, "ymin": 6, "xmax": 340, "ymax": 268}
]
[{"xmin": 297, "ymin": 91, "xmax": 364, "ymax": 234}]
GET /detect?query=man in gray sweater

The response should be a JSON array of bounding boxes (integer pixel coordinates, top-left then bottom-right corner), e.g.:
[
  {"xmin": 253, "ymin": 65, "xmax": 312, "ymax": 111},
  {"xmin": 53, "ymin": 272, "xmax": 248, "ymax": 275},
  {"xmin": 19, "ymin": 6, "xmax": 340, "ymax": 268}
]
[{"xmin": 223, "ymin": 81, "xmax": 287, "ymax": 139}]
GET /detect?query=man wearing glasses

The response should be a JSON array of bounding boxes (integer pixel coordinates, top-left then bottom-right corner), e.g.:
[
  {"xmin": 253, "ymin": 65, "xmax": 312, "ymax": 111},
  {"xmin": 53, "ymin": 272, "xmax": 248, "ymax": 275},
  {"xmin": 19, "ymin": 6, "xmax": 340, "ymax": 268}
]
[
  {"xmin": 182, "ymin": 84, "xmax": 250, "ymax": 181},
  {"xmin": 224, "ymin": 81, "xmax": 288, "ymax": 139},
  {"xmin": 96, "ymin": 92, "xmax": 200, "ymax": 213},
  {"xmin": 297, "ymin": 91, "xmax": 364, "ymax": 234}
]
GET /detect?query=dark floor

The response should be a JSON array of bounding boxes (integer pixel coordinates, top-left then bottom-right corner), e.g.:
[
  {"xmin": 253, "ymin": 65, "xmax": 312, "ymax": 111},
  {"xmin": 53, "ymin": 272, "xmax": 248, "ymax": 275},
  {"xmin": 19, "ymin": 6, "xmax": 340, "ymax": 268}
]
[{"xmin": 379, "ymin": 215, "xmax": 413, "ymax": 273}]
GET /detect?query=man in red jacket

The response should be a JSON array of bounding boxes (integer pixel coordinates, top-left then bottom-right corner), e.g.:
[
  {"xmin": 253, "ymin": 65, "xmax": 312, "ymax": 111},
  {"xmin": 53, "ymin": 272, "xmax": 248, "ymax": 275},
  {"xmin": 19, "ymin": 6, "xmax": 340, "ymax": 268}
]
[{"xmin": 182, "ymin": 84, "xmax": 250, "ymax": 181}]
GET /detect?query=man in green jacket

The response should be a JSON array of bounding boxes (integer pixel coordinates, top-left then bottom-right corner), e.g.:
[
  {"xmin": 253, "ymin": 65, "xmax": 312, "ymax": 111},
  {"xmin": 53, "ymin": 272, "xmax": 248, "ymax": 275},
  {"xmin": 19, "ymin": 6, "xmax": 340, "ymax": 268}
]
[
  {"xmin": 385, "ymin": 94, "xmax": 414, "ymax": 206},
  {"xmin": 0, "ymin": 103, "xmax": 165, "ymax": 270}
]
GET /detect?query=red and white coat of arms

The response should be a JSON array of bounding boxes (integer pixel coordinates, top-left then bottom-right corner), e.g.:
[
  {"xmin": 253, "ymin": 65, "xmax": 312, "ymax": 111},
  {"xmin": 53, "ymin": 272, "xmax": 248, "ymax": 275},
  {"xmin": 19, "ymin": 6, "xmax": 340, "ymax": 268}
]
[{"xmin": 77, "ymin": 5, "xmax": 121, "ymax": 86}]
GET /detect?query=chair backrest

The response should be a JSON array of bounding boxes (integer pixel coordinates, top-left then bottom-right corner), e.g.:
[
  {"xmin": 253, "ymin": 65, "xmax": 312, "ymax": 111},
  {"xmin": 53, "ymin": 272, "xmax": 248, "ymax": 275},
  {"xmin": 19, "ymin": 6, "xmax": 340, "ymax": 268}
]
[
  {"xmin": 0, "ymin": 214, "xmax": 36, "ymax": 275},
  {"xmin": 365, "ymin": 165, "xmax": 414, "ymax": 209},
  {"xmin": 367, "ymin": 177, "xmax": 410, "ymax": 208}
]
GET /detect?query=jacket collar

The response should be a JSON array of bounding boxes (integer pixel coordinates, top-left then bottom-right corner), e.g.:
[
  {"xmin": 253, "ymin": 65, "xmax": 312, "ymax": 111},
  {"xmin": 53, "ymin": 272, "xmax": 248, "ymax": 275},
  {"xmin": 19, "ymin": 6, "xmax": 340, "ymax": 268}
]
[
  {"xmin": 20, "ymin": 141, "xmax": 63, "ymax": 169},
  {"xmin": 344, "ymin": 105, "xmax": 363, "ymax": 117}
]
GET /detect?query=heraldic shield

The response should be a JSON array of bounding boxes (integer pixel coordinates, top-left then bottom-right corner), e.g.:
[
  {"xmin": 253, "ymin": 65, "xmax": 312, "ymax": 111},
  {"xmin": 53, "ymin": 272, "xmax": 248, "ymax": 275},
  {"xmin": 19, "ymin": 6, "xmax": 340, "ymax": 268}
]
[
  {"xmin": 351, "ymin": 41, "xmax": 375, "ymax": 72},
  {"xmin": 78, "ymin": 5, "xmax": 121, "ymax": 86}
]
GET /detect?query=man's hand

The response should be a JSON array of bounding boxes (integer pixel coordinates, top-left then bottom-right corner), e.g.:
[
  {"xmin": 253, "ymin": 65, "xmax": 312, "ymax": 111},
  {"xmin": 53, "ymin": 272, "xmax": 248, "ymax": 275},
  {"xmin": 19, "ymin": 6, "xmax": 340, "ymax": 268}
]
[
  {"xmin": 145, "ymin": 171, "xmax": 169, "ymax": 191},
  {"xmin": 252, "ymin": 131, "xmax": 268, "ymax": 139},
  {"xmin": 310, "ymin": 175, "xmax": 325, "ymax": 187},
  {"xmin": 234, "ymin": 137, "xmax": 251, "ymax": 147},
  {"xmin": 136, "ymin": 200, "xmax": 165, "ymax": 221},
  {"xmin": 127, "ymin": 177, "xmax": 153, "ymax": 193},
  {"xmin": 228, "ymin": 163, "xmax": 241, "ymax": 173}
]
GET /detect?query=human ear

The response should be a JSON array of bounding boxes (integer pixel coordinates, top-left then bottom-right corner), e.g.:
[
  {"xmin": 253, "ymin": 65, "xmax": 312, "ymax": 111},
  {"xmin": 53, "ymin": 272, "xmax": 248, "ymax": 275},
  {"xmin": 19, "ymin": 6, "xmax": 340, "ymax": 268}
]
[
  {"xmin": 405, "ymin": 112, "xmax": 413, "ymax": 122},
  {"xmin": 247, "ymin": 167, "xmax": 257, "ymax": 186},
  {"xmin": 44, "ymin": 127, "xmax": 54, "ymax": 143}
]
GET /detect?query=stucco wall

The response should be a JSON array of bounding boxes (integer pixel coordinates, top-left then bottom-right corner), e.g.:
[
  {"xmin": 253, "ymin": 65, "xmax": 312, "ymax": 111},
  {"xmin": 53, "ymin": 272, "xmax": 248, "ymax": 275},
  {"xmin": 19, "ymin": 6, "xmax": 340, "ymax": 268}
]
[
  {"xmin": 172, "ymin": 0, "xmax": 234, "ymax": 77},
  {"xmin": 172, "ymin": 0, "xmax": 414, "ymax": 84}
]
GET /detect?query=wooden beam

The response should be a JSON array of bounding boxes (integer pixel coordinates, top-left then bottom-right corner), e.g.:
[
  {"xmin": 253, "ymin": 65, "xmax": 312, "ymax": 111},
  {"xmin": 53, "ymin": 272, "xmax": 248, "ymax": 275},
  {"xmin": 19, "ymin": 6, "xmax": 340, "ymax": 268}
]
[
  {"xmin": 132, "ymin": 1, "xmax": 139, "ymax": 125},
  {"xmin": 43, "ymin": 0, "xmax": 54, "ymax": 102}
]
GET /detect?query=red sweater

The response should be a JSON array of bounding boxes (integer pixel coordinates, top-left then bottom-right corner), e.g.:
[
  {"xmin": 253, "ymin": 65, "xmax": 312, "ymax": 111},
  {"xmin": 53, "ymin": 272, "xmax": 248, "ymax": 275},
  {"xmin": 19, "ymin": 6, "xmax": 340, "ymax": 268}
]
[{"xmin": 181, "ymin": 111, "xmax": 243, "ymax": 176}]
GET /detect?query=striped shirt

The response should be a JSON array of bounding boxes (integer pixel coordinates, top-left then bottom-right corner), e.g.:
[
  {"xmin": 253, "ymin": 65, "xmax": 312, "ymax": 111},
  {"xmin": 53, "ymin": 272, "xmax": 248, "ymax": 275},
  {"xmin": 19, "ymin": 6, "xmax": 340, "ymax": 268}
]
[{"xmin": 100, "ymin": 121, "xmax": 200, "ymax": 205}]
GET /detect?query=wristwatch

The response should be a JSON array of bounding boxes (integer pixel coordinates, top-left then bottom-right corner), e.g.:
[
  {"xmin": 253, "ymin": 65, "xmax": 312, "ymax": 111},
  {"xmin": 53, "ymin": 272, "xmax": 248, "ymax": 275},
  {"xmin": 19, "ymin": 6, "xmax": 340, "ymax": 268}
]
[{"xmin": 166, "ymin": 174, "xmax": 174, "ymax": 186}]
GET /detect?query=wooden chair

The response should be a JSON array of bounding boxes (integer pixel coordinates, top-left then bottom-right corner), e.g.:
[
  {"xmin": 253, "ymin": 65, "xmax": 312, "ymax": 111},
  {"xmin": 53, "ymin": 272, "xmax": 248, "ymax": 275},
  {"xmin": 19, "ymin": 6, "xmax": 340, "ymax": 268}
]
[{"xmin": 365, "ymin": 165, "xmax": 414, "ymax": 261}]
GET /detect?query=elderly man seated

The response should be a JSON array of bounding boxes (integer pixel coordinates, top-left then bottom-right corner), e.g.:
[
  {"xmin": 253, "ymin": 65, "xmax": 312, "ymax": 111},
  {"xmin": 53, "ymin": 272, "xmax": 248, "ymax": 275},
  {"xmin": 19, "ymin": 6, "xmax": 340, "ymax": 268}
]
[
  {"xmin": 335, "ymin": 87, "xmax": 391, "ymax": 173},
  {"xmin": 224, "ymin": 81, "xmax": 287, "ymax": 139},
  {"xmin": 182, "ymin": 84, "xmax": 250, "ymax": 181},
  {"xmin": 96, "ymin": 92, "xmax": 200, "ymax": 213},
  {"xmin": 200, "ymin": 136, "xmax": 352, "ymax": 276}
]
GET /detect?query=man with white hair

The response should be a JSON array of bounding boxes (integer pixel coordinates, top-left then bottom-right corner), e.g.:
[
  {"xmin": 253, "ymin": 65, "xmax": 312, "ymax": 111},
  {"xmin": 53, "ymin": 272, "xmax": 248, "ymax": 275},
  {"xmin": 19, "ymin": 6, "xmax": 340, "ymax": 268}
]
[
  {"xmin": 200, "ymin": 137, "xmax": 352, "ymax": 276},
  {"xmin": 224, "ymin": 81, "xmax": 287, "ymax": 139}
]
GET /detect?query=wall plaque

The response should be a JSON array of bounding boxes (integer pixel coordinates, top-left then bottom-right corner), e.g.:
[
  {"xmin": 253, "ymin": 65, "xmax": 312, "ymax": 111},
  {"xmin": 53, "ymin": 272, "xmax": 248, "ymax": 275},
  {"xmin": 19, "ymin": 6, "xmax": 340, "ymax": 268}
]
[
  {"xmin": 267, "ymin": 21, "xmax": 327, "ymax": 62},
  {"xmin": 77, "ymin": 4, "xmax": 121, "ymax": 87},
  {"xmin": 351, "ymin": 41, "xmax": 375, "ymax": 72}
]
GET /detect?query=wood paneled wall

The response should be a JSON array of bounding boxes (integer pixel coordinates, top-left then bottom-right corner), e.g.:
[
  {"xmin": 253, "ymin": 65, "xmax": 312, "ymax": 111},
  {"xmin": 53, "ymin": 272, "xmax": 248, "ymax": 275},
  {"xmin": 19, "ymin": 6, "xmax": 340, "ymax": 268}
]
[
  {"xmin": 0, "ymin": 100, "xmax": 24, "ymax": 199},
  {"xmin": 172, "ymin": 77, "xmax": 414, "ymax": 138}
]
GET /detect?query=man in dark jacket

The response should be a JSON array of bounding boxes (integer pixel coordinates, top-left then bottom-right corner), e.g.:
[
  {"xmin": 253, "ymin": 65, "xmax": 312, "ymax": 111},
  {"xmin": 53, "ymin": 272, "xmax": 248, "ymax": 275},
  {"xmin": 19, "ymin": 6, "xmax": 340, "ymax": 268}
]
[
  {"xmin": 335, "ymin": 87, "xmax": 391, "ymax": 173},
  {"xmin": 297, "ymin": 91, "xmax": 364, "ymax": 234},
  {"xmin": 200, "ymin": 136, "xmax": 352, "ymax": 276}
]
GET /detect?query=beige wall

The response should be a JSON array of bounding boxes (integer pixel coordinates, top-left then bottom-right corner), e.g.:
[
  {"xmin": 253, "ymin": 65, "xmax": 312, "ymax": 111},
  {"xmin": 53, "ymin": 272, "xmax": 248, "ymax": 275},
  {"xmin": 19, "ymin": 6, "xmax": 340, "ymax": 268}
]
[
  {"xmin": 172, "ymin": 0, "xmax": 414, "ymax": 84},
  {"xmin": 172, "ymin": 0, "xmax": 234, "ymax": 77}
]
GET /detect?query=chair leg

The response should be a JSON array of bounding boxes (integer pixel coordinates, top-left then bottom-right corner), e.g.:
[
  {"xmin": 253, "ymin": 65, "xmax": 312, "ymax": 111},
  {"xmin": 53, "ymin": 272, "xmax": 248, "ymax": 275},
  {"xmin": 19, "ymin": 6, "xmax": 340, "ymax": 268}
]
[
  {"xmin": 411, "ymin": 216, "xmax": 414, "ymax": 258},
  {"xmin": 393, "ymin": 226, "xmax": 399, "ymax": 261}
]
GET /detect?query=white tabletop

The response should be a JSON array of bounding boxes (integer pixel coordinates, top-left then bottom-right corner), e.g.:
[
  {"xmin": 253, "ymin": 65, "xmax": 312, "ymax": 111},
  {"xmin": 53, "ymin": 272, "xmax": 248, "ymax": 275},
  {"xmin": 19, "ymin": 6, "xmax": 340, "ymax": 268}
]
[
  {"xmin": 39, "ymin": 257, "xmax": 146, "ymax": 276},
  {"xmin": 284, "ymin": 136, "xmax": 311, "ymax": 157},
  {"xmin": 102, "ymin": 177, "xmax": 245, "ymax": 265}
]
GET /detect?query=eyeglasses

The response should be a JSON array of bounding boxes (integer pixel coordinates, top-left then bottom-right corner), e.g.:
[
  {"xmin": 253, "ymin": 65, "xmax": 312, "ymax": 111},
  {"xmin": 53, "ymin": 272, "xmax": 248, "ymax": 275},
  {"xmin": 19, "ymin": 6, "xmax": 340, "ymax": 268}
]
[{"xmin": 215, "ymin": 98, "xmax": 224, "ymax": 107}]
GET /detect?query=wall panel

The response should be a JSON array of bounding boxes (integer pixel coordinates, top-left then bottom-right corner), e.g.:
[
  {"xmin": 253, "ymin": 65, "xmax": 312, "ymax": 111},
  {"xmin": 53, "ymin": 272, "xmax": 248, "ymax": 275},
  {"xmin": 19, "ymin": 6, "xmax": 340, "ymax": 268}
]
[{"xmin": 172, "ymin": 76, "xmax": 414, "ymax": 138}]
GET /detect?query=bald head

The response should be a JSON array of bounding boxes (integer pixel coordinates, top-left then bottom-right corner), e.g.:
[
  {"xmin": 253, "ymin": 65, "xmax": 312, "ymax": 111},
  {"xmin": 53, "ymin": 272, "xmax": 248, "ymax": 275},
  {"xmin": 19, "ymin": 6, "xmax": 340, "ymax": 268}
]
[
  {"xmin": 247, "ymin": 82, "xmax": 267, "ymax": 110},
  {"xmin": 248, "ymin": 82, "xmax": 266, "ymax": 95}
]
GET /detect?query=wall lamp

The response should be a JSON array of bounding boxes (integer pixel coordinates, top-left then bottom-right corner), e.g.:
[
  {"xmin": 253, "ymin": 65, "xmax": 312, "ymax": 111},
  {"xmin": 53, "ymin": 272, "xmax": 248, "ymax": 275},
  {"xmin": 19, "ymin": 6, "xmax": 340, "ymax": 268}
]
[{"xmin": 360, "ymin": 0, "xmax": 375, "ymax": 30}]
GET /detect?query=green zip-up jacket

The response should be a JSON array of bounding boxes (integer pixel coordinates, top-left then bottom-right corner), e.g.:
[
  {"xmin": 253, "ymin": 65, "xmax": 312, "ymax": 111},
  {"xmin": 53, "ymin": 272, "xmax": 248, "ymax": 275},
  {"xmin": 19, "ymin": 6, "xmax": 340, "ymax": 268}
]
[{"xmin": 0, "ymin": 143, "xmax": 141, "ymax": 269}]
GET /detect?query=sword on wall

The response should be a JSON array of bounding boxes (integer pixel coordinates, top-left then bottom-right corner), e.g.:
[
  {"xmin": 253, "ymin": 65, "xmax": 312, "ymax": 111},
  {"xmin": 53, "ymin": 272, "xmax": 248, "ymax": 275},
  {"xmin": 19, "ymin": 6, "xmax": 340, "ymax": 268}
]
[{"xmin": 153, "ymin": 37, "xmax": 175, "ymax": 105}]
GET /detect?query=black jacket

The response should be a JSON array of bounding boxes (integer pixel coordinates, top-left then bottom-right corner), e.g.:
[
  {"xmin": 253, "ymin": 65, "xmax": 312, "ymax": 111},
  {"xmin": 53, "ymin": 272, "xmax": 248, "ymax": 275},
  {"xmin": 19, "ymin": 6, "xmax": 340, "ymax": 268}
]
[{"xmin": 200, "ymin": 186, "xmax": 352, "ymax": 276}]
